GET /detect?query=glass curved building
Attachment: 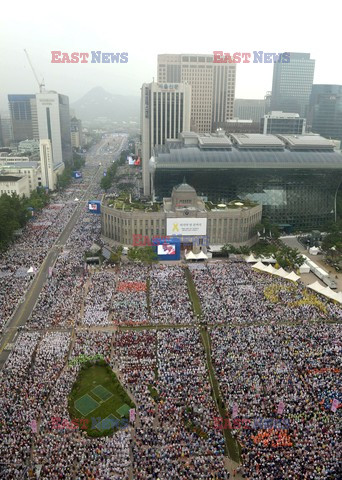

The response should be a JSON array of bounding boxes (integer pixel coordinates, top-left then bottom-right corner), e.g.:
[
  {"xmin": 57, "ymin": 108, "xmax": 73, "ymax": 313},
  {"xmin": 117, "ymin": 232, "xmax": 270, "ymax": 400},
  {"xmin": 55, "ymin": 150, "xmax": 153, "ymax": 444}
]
[{"xmin": 150, "ymin": 133, "xmax": 342, "ymax": 230}]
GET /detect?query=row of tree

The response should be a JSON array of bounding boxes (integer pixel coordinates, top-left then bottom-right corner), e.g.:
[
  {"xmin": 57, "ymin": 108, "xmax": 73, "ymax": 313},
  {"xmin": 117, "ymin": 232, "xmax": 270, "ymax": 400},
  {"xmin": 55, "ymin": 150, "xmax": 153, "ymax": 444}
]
[
  {"xmin": 56, "ymin": 153, "xmax": 86, "ymax": 190},
  {"xmin": 0, "ymin": 189, "xmax": 49, "ymax": 252},
  {"xmin": 221, "ymin": 243, "xmax": 304, "ymax": 270}
]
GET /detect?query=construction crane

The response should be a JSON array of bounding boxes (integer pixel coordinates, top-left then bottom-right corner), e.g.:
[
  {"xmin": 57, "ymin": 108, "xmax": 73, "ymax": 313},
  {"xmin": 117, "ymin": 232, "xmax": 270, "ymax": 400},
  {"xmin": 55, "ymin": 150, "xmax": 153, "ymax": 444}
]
[{"xmin": 24, "ymin": 49, "xmax": 45, "ymax": 93}]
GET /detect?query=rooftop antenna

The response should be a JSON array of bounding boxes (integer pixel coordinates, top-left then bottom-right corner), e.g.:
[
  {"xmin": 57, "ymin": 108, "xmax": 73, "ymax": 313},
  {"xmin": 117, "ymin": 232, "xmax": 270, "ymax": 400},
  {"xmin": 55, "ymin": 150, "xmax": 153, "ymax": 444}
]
[{"xmin": 24, "ymin": 49, "xmax": 45, "ymax": 93}]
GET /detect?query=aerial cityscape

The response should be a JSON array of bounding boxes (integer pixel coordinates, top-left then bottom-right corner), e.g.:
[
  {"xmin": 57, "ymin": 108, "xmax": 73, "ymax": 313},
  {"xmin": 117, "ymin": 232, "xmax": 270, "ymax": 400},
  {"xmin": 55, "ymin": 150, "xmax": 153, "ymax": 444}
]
[{"xmin": 0, "ymin": 1, "xmax": 341, "ymax": 479}]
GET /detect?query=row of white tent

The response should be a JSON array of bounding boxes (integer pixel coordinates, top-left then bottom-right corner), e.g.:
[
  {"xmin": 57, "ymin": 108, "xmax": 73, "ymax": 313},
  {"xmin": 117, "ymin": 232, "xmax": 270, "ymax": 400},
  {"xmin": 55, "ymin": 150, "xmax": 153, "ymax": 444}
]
[
  {"xmin": 185, "ymin": 251, "xmax": 208, "ymax": 261},
  {"xmin": 306, "ymin": 281, "xmax": 342, "ymax": 304},
  {"xmin": 245, "ymin": 254, "xmax": 310, "ymax": 274},
  {"xmin": 251, "ymin": 261, "xmax": 301, "ymax": 282},
  {"xmin": 251, "ymin": 260, "xmax": 342, "ymax": 304}
]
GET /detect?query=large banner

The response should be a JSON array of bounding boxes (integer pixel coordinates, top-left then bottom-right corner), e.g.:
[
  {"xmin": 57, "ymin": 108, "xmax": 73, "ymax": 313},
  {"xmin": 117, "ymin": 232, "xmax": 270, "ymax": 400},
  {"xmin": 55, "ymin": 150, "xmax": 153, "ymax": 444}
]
[{"xmin": 166, "ymin": 218, "xmax": 207, "ymax": 236}]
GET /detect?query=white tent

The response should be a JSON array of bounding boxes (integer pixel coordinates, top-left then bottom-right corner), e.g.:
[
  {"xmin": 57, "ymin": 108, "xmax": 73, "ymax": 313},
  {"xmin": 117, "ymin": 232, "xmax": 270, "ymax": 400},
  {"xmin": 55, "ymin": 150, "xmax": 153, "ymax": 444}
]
[
  {"xmin": 252, "ymin": 261, "xmax": 267, "ymax": 272},
  {"xmin": 299, "ymin": 264, "xmax": 310, "ymax": 274},
  {"xmin": 285, "ymin": 271, "xmax": 300, "ymax": 282},
  {"xmin": 260, "ymin": 256, "xmax": 277, "ymax": 264},
  {"xmin": 309, "ymin": 246, "xmax": 320, "ymax": 255},
  {"xmin": 264, "ymin": 264, "xmax": 277, "ymax": 274},
  {"xmin": 196, "ymin": 251, "xmax": 208, "ymax": 260},
  {"xmin": 27, "ymin": 267, "xmax": 34, "ymax": 274},
  {"xmin": 307, "ymin": 281, "xmax": 327, "ymax": 295},
  {"xmin": 245, "ymin": 254, "xmax": 258, "ymax": 263},
  {"xmin": 273, "ymin": 267, "xmax": 288, "ymax": 278},
  {"xmin": 185, "ymin": 251, "xmax": 197, "ymax": 260},
  {"xmin": 320, "ymin": 286, "xmax": 338, "ymax": 301},
  {"xmin": 331, "ymin": 291, "xmax": 342, "ymax": 304}
]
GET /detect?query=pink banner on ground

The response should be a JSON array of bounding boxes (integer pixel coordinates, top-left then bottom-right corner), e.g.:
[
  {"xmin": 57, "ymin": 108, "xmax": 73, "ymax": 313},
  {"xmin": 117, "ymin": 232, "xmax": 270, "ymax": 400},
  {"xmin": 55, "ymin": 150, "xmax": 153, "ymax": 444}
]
[
  {"xmin": 331, "ymin": 399, "xmax": 340, "ymax": 413},
  {"xmin": 29, "ymin": 419, "xmax": 37, "ymax": 433},
  {"xmin": 129, "ymin": 408, "xmax": 136, "ymax": 423},
  {"xmin": 232, "ymin": 403, "xmax": 238, "ymax": 419},
  {"xmin": 277, "ymin": 401, "xmax": 285, "ymax": 415}
]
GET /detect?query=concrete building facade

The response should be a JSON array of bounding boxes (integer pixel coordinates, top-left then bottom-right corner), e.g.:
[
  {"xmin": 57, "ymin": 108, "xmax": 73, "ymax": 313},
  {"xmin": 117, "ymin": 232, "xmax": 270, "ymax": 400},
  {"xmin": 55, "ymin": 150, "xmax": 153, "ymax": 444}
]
[
  {"xmin": 271, "ymin": 53, "xmax": 315, "ymax": 118},
  {"xmin": 36, "ymin": 92, "xmax": 72, "ymax": 167},
  {"xmin": 261, "ymin": 112, "xmax": 306, "ymax": 135},
  {"xmin": 141, "ymin": 82, "xmax": 191, "ymax": 195},
  {"xmin": 101, "ymin": 182, "xmax": 262, "ymax": 248},
  {"xmin": 157, "ymin": 54, "xmax": 235, "ymax": 133}
]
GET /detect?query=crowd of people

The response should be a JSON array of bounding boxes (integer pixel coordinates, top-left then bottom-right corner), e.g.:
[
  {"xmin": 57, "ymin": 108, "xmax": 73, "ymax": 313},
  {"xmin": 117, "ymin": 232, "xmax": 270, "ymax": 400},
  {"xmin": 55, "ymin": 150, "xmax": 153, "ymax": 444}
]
[
  {"xmin": 190, "ymin": 262, "xmax": 342, "ymax": 324},
  {"xmin": 149, "ymin": 265, "xmax": 195, "ymax": 324},
  {"xmin": 114, "ymin": 328, "xmax": 229, "ymax": 479},
  {"xmin": 111, "ymin": 265, "xmax": 149, "ymax": 325},
  {"xmin": 1, "ymin": 156, "xmax": 341, "ymax": 480},
  {"xmin": 210, "ymin": 322, "xmax": 341, "ymax": 479}
]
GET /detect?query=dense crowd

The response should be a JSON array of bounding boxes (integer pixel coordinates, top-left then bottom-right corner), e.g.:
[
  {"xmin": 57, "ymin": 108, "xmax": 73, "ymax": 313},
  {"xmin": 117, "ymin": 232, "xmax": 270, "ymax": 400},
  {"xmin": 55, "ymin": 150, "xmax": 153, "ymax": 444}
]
[
  {"xmin": 190, "ymin": 262, "xmax": 342, "ymax": 324},
  {"xmin": 114, "ymin": 328, "xmax": 228, "ymax": 479},
  {"xmin": 1, "ymin": 171, "xmax": 341, "ymax": 480},
  {"xmin": 149, "ymin": 265, "xmax": 195, "ymax": 324},
  {"xmin": 210, "ymin": 323, "xmax": 341, "ymax": 479}
]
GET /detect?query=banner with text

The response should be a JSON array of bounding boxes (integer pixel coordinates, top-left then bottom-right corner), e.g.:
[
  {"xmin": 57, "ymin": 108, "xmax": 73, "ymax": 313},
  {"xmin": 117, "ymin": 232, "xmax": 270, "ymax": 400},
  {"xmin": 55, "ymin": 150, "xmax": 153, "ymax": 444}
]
[{"xmin": 166, "ymin": 218, "xmax": 207, "ymax": 236}]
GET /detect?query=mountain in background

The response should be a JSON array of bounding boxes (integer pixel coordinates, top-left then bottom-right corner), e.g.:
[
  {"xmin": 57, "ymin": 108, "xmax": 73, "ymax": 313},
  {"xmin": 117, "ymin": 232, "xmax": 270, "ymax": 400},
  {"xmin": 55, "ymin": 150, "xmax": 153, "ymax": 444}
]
[{"xmin": 70, "ymin": 86, "xmax": 140, "ymax": 122}]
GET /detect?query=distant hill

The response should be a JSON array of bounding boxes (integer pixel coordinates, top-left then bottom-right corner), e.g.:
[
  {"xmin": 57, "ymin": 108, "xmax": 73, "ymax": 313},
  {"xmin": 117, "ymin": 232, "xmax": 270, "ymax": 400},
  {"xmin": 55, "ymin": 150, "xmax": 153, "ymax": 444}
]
[{"xmin": 71, "ymin": 86, "xmax": 140, "ymax": 122}]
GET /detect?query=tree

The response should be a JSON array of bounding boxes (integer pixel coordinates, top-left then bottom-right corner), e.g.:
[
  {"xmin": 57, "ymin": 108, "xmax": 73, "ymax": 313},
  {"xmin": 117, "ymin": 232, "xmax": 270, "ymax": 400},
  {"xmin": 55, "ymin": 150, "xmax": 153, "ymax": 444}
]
[
  {"xmin": 127, "ymin": 246, "xmax": 158, "ymax": 264},
  {"xmin": 275, "ymin": 246, "xmax": 304, "ymax": 270}
]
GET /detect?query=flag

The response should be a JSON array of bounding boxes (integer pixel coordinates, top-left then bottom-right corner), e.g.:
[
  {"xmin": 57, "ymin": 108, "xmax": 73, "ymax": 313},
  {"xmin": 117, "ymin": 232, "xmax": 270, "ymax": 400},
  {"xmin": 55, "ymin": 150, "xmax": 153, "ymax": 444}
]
[
  {"xmin": 129, "ymin": 408, "xmax": 136, "ymax": 423},
  {"xmin": 232, "ymin": 403, "xmax": 238, "ymax": 419},
  {"xmin": 277, "ymin": 401, "xmax": 285, "ymax": 415},
  {"xmin": 29, "ymin": 419, "xmax": 38, "ymax": 433},
  {"xmin": 331, "ymin": 398, "xmax": 340, "ymax": 413}
]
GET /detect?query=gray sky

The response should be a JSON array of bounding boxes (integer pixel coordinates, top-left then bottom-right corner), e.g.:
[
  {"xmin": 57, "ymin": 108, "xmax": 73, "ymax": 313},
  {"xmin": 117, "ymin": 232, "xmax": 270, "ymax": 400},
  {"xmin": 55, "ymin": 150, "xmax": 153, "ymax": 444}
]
[{"xmin": 1, "ymin": 0, "xmax": 341, "ymax": 112}]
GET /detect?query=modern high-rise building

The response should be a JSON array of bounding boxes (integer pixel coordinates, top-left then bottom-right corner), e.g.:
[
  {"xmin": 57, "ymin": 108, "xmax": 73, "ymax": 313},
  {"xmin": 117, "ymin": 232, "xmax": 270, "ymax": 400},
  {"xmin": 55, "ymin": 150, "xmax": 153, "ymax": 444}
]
[
  {"xmin": 8, "ymin": 94, "xmax": 39, "ymax": 143},
  {"xmin": 141, "ymin": 81, "xmax": 191, "ymax": 195},
  {"xmin": 36, "ymin": 92, "xmax": 72, "ymax": 167},
  {"xmin": 157, "ymin": 54, "xmax": 235, "ymax": 133},
  {"xmin": 233, "ymin": 99, "xmax": 266, "ymax": 123},
  {"xmin": 0, "ymin": 114, "xmax": 13, "ymax": 147},
  {"xmin": 271, "ymin": 53, "xmax": 315, "ymax": 118},
  {"xmin": 308, "ymin": 85, "xmax": 342, "ymax": 142},
  {"xmin": 261, "ymin": 112, "xmax": 306, "ymax": 135},
  {"xmin": 70, "ymin": 117, "xmax": 83, "ymax": 149}
]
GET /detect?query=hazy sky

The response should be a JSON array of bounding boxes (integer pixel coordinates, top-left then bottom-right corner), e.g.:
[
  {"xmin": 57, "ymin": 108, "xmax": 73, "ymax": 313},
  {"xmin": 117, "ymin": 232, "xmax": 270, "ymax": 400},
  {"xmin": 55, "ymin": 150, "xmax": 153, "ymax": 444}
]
[{"xmin": 1, "ymin": 0, "xmax": 341, "ymax": 113}]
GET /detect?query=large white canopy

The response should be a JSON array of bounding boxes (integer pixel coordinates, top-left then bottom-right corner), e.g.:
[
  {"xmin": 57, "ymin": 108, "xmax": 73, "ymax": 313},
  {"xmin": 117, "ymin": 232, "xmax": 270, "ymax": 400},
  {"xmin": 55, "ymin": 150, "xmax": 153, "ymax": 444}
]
[
  {"xmin": 252, "ymin": 261, "xmax": 267, "ymax": 272},
  {"xmin": 285, "ymin": 271, "xmax": 300, "ymax": 282}
]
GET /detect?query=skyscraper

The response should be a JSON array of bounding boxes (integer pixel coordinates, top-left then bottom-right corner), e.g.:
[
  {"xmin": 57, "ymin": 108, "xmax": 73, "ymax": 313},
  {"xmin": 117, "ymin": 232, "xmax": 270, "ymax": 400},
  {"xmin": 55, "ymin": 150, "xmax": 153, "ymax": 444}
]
[
  {"xmin": 234, "ymin": 99, "xmax": 266, "ymax": 123},
  {"xmin": 157, "ymin": 54, "xmax": 235, "ymax": 133},
  {"xmin": 271, "ymin": 53, "xmax": 315, "ymax": 118},
  {"xmin": 309, "ymin": 85, "xmax": 342, "ymax": 142},
  {"xmin": 141, "ymin": 81, "xmax": 191, "ymax": 195},
  {"xmin": 8, "ymin": 94, "xmax": 39, "ymax": 143},
  {"xmin": 36, "ymin": 92, "xmax": 72, "ymax": 167}
]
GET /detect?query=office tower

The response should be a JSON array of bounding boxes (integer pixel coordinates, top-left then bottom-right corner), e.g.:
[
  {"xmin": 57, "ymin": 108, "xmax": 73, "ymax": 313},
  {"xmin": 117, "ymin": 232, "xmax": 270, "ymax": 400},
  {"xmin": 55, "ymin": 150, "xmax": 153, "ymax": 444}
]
[
  {"xmin": 264, "ymin": 91, "xmax": 272, "ymax": 114},
  {"xmin": 0, "ymin": 116, "xmax": 4, "ymax": 147},
  {"xmin": 271, "ymin": 53, "xmax": 315, "ymax": 118},
  {"xmin": 36, "ymin": 92, "xmax": 72, "ymax": 167},
  {"xmin": 8, "ymin": 94, "xmax": 39, "ymax": 143},
  {"xmin": 141, "ymin": 81, "xmax": 191, "ymax": 195},
  {"xmin": 261, "ymin": 112, "xmax": 306, "ymax": 135},
  {"xmin": 158, "ymin": 54, "xmax": 235, "ymax": 133},
  {"xmin": 308, "ymin": 85, "xmax": 342, "ymax": 142},
  {"xmin": 0, "ymin": 114, "xmax": 13, "ymax": 147},
  {"xmin": 39, "ymin": 139, "xmax": 55, "ymax": 189},
  {"xmin": 234, "ymin": 99, "xmax": 266, "ymax": 123},
  {"xmin": 70, "ymin": 117, "xmax": 83, "ymax": 149}
]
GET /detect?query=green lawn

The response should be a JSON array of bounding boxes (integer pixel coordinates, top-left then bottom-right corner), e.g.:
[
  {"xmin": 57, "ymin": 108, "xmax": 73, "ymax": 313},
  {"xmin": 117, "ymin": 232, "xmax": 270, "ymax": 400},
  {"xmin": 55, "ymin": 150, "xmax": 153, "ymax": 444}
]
[
  {"xmin": 185, "ymin": 268, "xmax": 203, "ymax": 318},
  {"xmin": 68, "ymin": 363, "xmax": 135, "ymax": 437}
]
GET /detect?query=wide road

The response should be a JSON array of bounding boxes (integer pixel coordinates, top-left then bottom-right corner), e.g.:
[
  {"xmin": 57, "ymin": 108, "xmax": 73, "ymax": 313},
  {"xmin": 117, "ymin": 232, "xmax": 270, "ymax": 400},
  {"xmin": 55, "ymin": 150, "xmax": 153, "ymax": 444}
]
[{"xmin": 0, "ymin": 136, "xmax": 127, "ymax": 368}]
